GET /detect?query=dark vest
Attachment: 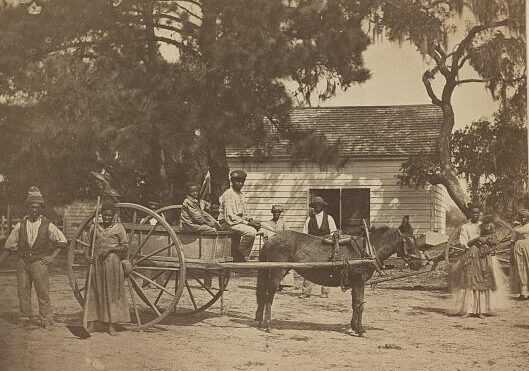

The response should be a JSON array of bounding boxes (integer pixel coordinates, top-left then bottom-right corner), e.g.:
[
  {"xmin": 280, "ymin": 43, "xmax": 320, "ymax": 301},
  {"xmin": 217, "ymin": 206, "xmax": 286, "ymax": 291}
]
[
  {"xmin": 18, "ymin": 217, "xmax": 51, "ymax": 262},
  {"xmin": 308, "ymin": 212, "xmax": 331, "ymax": 236}
]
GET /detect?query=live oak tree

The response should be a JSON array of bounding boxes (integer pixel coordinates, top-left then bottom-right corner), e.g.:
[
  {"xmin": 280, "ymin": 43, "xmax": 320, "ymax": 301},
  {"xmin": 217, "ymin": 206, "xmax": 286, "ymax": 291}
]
[{"xmin": 373, "ymin": 0, "xmax": 526, "ymax": 215}]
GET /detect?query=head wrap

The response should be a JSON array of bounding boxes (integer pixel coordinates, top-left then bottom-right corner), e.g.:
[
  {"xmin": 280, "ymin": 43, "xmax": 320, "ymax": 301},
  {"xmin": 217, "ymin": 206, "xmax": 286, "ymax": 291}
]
[
  {"xmin": 25, "ymin": 186, "xmax": 45, "ymax": 205},
  {"xmin": 230, "ymin": 170, "xmax": 247, "ymax": 181},
  {"xmin": 309, "ymin": 196, "xmax": 328, "ymax": 208},
  {"xmin": 101, "ymin": 199, "xmax": 117, "ymax": 213}
]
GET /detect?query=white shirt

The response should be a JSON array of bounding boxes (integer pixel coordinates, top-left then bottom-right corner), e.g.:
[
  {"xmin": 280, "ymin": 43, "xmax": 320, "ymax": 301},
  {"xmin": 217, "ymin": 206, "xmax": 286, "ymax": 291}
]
[
  {"xmin": 459, "ymin": 221, "xmax": 481, "ymax": 248},
  {"xmin": 303, "ymin": 211, "xmax": 337, "ymax": 234}
]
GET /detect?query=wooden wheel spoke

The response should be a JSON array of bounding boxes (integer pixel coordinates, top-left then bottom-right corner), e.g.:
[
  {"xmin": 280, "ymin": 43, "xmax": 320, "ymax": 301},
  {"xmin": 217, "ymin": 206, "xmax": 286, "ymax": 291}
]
[
  {"xmin": 141, "ymin": 271, "xmax": 165, "ymax": 288},
  {"xmin": 189, "ymin": 272, "xmax": 216, "ymax": 297},
  {"xmin": 131, "ymin": 271, "xmax": 176, "ymax": 298},
  {"xmin": 154, "ymin": 272, "xmax": 174, "ymax": 306},
  {"xmin": 127, "ymin": 278, "xmax": 142, "ymax": 327},
  {"xmin": 135, "ymin": 224, "xmax": 160, "ymax": 256},
  {"xmin": 134, "ymin": 242, "xmax": 175, "ymax": 266},
  {"xmin": 185, "ymin": 280, "xmax": 198, "ymax": 310},
  {"xmin": 129, "ymin": 277, "xmax": 162, "ymax": 316}
]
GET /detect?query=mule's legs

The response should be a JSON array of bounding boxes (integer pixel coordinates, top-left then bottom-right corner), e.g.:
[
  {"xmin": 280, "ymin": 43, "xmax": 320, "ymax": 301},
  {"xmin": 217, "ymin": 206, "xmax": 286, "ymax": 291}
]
[
  {"xmin": 350, "ymin": 275, "xmax": 366, "ymax": 336},
  {"xmin": 255, "ymin": 270, "xmax": 267, "ymax": 325},
  {"xmin": 262, "ymin": 269, "xmax": 284, "ymax": 332}
]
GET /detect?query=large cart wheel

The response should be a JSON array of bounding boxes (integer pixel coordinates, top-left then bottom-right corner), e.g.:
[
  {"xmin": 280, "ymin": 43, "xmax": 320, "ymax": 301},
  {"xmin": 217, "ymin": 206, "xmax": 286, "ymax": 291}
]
[
  {"xmin": 67, "ymin": 203, "xmax": 186, "ymax": 330},
  {"xmin": 153, "ymin": 204, "xmax": 230, "ymax": 315}
]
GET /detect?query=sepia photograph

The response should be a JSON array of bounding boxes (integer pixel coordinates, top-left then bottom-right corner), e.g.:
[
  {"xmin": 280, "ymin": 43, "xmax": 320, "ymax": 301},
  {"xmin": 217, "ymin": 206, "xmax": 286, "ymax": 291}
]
[{"xmin": 0, "ymin": 1, "xmax": 527, "ymax": 370}]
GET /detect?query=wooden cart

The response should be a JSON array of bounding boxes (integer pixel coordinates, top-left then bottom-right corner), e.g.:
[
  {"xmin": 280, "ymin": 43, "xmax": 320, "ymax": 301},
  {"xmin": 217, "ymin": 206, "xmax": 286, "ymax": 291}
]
[{"xmin": 66, "ymin": 202, "xmax": 376, "ymax": 330}]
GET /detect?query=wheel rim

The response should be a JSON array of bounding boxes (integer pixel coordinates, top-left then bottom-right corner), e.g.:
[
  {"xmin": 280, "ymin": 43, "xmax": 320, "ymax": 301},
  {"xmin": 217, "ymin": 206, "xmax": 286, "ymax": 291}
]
[
  {"xmin": 67, "ymin": 202, "xmax": 186, "ymax": 329},
  {"xmin": 153, "ymin": 205, "xmax": 230, "ymax": 315}
]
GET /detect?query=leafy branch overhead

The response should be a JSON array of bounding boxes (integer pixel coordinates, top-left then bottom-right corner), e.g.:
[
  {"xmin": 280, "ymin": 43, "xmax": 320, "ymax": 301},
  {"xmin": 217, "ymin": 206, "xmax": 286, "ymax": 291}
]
[{"xmin": 372, "ymin": 0, "xmax": 526, "ymax": 214}]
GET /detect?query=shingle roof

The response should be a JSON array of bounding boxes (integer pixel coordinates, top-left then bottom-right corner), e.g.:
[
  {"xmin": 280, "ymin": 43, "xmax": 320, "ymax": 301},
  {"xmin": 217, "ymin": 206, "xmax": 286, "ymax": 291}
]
[{"xmin": 226, "ymin": 104, "xmax": 443, "ymax": 159}]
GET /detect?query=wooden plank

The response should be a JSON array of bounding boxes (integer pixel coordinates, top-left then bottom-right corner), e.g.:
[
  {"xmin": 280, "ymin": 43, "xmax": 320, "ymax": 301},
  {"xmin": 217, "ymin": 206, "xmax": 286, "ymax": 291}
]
[{"xmin": 145, "ymin": 256, "xmax": 375, "ymax": 270}]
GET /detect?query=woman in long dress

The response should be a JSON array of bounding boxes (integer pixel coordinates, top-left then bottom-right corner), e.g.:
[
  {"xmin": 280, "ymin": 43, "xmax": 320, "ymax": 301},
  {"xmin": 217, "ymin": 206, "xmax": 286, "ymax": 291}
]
[
  {"xmin": 86, "ymin": 201, "xmax": 130, "ymax": 335},
  {"xmin": 451, "ymin": 216, "xmax": 508, "ymax": 317}
]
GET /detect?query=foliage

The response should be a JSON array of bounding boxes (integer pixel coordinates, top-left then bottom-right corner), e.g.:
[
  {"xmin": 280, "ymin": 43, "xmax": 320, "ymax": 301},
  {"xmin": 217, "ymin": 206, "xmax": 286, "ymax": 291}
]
[
  {"xmin": 0, "ymin": 0, "xmax": 375, "ymax": 205},
  {"xmin": 451, "ymin": 109, "xmax": 527, "ymax": 216},
  {"xmin": 373, "ymin": 0, "xmax": 527, "ymax": 214}
]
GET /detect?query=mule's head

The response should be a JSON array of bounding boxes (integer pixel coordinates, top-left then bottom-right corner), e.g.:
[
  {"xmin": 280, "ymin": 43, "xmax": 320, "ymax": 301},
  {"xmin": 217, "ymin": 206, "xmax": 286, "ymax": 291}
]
[{"xmin": 369, "ymin": 226, "xmax": 426, "ymax": 270}]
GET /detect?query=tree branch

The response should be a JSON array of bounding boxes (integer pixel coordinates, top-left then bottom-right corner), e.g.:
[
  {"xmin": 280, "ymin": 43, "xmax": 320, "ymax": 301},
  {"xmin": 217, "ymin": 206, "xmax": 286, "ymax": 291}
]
[
  {"xmin": 154, "ymin": 36, "xmax": 200, "ymax": 56},
  {"xmin": 154, "ymin": 23, "xmax": 196, "ymax": 38},
  {"xmin": 422, "ymin": 69, "xmax": 442, "ymax": 106},
  {"xmin": 451, "ymin": 19, "xmax": 511, "ymax": 73},
  {"xmin": 456, "ymin": 78, "xmax": 494, "ymax": 86}
]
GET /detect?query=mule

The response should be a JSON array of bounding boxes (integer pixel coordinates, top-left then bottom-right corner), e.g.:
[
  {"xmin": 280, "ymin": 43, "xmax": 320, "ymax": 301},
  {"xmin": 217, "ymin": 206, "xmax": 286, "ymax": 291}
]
[{"xmin": 255, "ymin": 226, "xmax": 423, "ymax": 336}]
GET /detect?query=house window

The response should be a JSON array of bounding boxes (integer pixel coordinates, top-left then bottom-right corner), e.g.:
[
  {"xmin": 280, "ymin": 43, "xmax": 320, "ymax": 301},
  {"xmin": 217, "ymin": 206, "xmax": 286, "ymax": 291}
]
[{"xmin": 308, "ymin": 188, "xmax": 370, "ymax": 235}]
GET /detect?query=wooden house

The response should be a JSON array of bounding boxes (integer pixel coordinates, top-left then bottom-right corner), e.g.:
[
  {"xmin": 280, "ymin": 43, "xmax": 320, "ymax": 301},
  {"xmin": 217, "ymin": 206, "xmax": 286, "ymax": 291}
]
[{"xmin": 226, "ymin": 105, "xmax": 447, "ymax": 235}]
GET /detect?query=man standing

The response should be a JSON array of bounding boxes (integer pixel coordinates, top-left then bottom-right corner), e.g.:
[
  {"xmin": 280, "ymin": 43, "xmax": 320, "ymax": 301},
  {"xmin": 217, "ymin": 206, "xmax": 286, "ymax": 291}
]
[
  {"xmin": 298, "ymin": 196, "xmax": 337, "ymax": 299},
  {"xmin": 218, "ymin": 170, "xmax": 260, "ymax": 260},
  {"xmin": 0, "ymin": 186, "xmax": 68, "ymax": 328}
]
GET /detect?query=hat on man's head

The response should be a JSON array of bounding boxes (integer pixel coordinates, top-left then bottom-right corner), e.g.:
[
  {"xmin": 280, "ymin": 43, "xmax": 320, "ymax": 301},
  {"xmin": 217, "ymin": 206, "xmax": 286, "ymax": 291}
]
[
  {"xmin": 230, "ymin": 170, "xmax": 247, "ymax": 181},
  {"xmin": 271, "ymin": 205, "xmax": 283, "ymax": 214},
  {"xmin": 25, "ymin": 186, "xmax": 45, "ymax": 205},
  {"xmin": 309, "ymin": 196, "xmax": 328, "ymax": 208}
]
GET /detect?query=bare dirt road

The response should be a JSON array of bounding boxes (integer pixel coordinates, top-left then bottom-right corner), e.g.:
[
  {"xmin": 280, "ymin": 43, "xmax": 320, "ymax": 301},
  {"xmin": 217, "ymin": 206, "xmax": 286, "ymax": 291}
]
[{"xmin": 1, "ymin": 267, "xmax": 528, "ymax": 371}]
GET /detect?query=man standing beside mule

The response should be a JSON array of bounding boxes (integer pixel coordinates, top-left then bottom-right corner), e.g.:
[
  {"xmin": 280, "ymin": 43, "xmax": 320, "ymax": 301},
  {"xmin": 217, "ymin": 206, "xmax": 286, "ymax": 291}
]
[
  {"xmin": 218, "ymin": 170, "xmax": 260, "ymax": 261},
  {"xmin": 0, "ymin": 186, "xmax": 68, "ymax": 328},
  {"xmin": 298, "ymin": 196, "xmax": 337, "ymax": 299}
]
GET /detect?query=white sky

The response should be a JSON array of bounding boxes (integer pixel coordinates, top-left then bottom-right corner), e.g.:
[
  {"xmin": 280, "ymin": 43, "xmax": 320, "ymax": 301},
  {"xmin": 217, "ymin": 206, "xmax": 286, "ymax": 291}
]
[{"xmin": 318, "ymin": 39, "xmax": 499, "ymax": 130}]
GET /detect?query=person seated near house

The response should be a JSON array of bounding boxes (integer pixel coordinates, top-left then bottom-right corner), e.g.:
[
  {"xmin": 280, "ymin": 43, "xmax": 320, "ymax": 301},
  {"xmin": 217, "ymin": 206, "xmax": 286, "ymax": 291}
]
[
  {"xmin": 260, "ymin": 205, "xmax": 288, "ymax": 241},
  {"xmin": 181, "ymin": 184, "xmax": 221, "ymax": 233},
  {"xmin": 398, "ymin": 215, "xmax": 414, "ymax": 236},
  {"xmin": 218, "ymin": 170, "xmax": 260, "ymax": 260}
]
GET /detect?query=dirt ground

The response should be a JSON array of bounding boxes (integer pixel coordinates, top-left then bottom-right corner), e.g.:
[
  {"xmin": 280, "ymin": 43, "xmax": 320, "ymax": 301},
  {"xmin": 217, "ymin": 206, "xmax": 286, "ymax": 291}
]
[{"xmin": 1, "ymin": 264, "xmax": 528, "ymax": 371}]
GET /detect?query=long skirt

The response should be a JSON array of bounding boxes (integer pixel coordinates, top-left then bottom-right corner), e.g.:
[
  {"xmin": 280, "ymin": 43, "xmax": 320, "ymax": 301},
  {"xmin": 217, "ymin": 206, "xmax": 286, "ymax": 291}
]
[
  {"xmin": 511, "ymin": 239, "xmax": 529, "ymax": 294},
  {"xmin": 449, "ymin": 248, "xmax": 508, "ymax": 315},
  {"xmin": 86, "ymin": 253, "xmax": 130, "ymax": 323}
]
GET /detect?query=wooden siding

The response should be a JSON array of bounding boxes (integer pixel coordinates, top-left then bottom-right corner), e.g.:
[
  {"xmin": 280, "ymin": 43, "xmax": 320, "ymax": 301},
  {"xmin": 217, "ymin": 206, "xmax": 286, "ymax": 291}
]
[{"xmin": 229, "ymin": 159, "xmax": 446, "ymax": 234}]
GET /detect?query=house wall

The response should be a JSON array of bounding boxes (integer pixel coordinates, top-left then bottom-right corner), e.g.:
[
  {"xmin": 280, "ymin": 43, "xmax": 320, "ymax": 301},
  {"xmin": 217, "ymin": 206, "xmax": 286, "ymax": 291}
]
[{"xmin": 228, "ymin": 159, "xmax": 446, "ymax": 234}]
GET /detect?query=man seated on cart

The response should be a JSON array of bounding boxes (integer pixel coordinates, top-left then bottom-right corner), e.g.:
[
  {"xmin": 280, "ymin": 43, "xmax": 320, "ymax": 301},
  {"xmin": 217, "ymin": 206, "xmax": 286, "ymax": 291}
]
[
  {"xmin": 181, "ymin": 184, "xmax": 221, "ymax": 233},
  {"xmin": 218, "ymin": 170, "xmax": 260, "ymax": 261}
]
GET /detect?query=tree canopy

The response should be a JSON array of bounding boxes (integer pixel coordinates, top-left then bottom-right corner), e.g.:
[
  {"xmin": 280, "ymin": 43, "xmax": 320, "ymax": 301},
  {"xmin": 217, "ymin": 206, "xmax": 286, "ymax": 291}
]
[{"xmin": 0, "ymin": 0, "xmax": 374, "ymax": 204}]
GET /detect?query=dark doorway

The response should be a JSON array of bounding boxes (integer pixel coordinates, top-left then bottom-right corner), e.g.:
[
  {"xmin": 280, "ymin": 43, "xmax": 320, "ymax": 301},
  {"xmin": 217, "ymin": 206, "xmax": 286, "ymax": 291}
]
[{"xmin": 309, "ymin": 188, "xmax": 370, "ymax": 235}]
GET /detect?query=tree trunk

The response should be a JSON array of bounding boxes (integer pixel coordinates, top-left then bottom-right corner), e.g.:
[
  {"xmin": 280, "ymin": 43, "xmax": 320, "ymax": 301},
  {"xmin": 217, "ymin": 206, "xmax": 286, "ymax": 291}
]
[{"xmin": 199, "ymin": 0, "xmax": 230, "ymax": 201}]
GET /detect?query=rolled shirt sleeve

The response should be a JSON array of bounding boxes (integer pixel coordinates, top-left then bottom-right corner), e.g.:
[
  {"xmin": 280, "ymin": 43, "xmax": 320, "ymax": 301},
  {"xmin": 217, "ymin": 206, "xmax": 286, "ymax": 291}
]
[{"xmin": 48, "ymin": 222, "xmax": 68, "ymax": 248}]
